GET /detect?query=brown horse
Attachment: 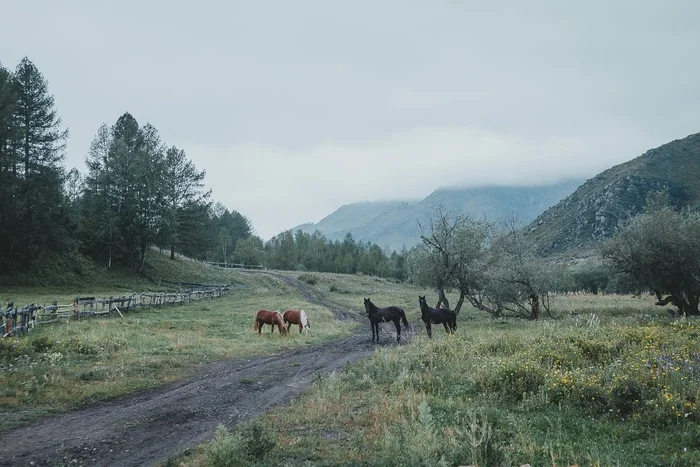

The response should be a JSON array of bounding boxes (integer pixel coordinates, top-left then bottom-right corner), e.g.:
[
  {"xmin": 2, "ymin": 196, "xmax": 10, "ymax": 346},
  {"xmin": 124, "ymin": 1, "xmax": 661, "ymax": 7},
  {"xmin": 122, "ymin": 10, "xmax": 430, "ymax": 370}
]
[
  {"xmin": 283, "ymin": 309, "xmax": 311, "ymax": 334},
  {"xmin": 253, "ymin": 309, "xmax": 288, "ymax": 335}
]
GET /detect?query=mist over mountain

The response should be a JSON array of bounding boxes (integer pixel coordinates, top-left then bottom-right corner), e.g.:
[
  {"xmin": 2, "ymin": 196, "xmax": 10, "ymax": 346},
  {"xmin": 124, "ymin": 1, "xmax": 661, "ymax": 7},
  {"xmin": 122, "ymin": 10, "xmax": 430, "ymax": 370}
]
[
  {"xmin": 527, "ymin": 132, "xmax": 700, "ymax": 257},
  {"xmin": 291, "ymin": 180, "xmax": 583, "ymax": 251}
]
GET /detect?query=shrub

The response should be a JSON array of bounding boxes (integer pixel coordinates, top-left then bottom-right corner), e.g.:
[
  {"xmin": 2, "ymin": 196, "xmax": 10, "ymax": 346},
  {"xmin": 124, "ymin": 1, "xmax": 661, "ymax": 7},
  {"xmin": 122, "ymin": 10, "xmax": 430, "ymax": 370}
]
[
  {"xmin": 239, "ymin": 422, "xmax": 278, "ymax": 459},
  {"xmin": 477, "ymin": 359, "xmax": 546, "ymax": 402},
  {"xmin": 0, "ymin": 338, "xmax": 32, "ymax": 360},
  {"xmin": 298, "ymin": 273, "xmax": 318, "ymax": 285},
  {"xmin": 59, "ymin": 337, "xmax": 97, "ymax": 355},
  {"xmin": 31, "ymin": 335, "xmax": 55, "ymax": 353},
  {"xmin": 204, "ymin": 425, "xmax": 245, "ymax": 467},
  {"xmin": 203, "ymin": 422, "xmax": 278, "ymax": 466}
]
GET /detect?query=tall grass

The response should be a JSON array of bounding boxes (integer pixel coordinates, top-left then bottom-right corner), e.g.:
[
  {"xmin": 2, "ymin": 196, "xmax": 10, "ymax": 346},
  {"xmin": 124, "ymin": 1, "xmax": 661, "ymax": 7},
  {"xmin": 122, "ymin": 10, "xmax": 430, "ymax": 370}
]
[{"xmin": 186, "ymin": 302, "xmax": 700, "ymax": 466}]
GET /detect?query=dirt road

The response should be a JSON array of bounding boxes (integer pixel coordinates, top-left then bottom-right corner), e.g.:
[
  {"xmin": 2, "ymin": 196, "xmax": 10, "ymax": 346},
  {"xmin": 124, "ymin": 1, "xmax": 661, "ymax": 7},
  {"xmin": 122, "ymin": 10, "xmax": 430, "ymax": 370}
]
[{"xmin": 0, "ymin": 272, "xmax": 413, "ymax": 467}]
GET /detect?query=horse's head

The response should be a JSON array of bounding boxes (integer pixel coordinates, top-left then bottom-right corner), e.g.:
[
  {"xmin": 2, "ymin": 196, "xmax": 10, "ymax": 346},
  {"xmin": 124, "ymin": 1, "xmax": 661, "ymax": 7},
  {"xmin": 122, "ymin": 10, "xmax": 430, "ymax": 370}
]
[
  {"xmin": 363, "ymin": 298, "xmax": 372, "ymax": 314},
  {"xmin": 277, "ymin": 314, "xmax": 288, "ymax": 334},
  {"xmin": 418, "ymin": 295, "xmax": 427, "ymax": 310}
]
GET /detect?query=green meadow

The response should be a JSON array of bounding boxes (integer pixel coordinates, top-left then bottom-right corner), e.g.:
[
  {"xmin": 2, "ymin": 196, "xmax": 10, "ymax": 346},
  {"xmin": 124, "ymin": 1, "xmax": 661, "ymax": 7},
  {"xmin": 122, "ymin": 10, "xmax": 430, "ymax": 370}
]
[
  {"xmin": 2, "ymin": 254, "xmax": 698, "ymax": 465},
  {"xmin": 188, "ymin": 288, "xmax": 700, "ymax": 466}
]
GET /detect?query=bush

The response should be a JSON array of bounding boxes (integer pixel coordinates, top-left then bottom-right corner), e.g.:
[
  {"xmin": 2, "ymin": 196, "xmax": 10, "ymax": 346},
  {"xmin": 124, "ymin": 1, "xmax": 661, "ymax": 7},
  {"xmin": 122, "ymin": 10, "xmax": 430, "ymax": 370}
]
[
  {"xmin": 59, "ymin": 336, "xmax": 98, "ymax": 355},
  {"xmin": 298, "ymin": 273, "xmax": 318, "ymax": 285},
  {"xmin": 0, "ymin": 338, "xmax": 33, "ymax": 360},
  {"xmin": 203, "ymin": 422, "xmax": 278, "ymax": 466},
  {"xmin": 239, "ymin": 422, "xmax": 278, "ymax": 459},
  {"xmin": 204, "ymin": 425, "xmax": 245, "ymax": 467},
  {"xmin": 31, "ymin": 335, "xmax": 55, "ymax": 353},
  {"xmin": 477, "ymin": 359, "xmax": 546, "ymax": 402}
]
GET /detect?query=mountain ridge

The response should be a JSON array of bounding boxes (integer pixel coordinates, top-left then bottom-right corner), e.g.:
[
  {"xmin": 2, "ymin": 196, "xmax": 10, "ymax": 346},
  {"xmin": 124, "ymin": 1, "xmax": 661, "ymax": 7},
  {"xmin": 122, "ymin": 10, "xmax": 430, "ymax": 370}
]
[
  {"xmin": 291, "ymin": 180, "xmax": 583, "ymax": 250},
  {"xmin": 527, "ymin": 132, "xmax": 700, "ymax": 256}
]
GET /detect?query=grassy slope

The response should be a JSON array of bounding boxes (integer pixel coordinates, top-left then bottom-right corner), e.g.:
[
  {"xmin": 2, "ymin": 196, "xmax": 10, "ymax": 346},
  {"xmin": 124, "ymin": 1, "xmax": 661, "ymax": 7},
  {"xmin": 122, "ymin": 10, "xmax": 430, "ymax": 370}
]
[{"xmin": 185, "ymin": 287, "xmax": 700, "ymax": 467}]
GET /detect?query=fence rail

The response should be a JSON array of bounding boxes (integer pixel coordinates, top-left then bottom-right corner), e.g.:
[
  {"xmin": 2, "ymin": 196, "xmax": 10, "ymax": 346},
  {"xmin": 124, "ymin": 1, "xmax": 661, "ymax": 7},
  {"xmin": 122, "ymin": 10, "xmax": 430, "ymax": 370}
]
[
  {"xmin": 204, "ymin": 261, "xmax": 265, "ymax": 270},
  {"xmin": 1, "ymin": 283, "xmax": 231, "ymax": 338}
]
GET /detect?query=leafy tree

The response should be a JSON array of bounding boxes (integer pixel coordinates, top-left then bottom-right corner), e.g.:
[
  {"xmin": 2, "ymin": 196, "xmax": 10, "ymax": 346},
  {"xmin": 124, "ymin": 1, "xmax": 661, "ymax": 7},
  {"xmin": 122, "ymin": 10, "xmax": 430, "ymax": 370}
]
[
  {"xmin": 601, "ymin": 207, "xmax": 700, "ymax": 315},
  {"xmin": 481, "ymin": 221, "xmax": 562, "ymax": 319},
  {"xmin": 416, "ymin": 211, "xmax": 560, "ymax": 319},
  {"xmin": 415, "ymin": 208, "xmax": 491, "ymax": 313},
  {"xmin": 570, "ymin": 261, "xmax": 611, "ymax": 294},
  {"xmin": 234, "ymin": 236, "xmax": 264, "ymax": 265}
]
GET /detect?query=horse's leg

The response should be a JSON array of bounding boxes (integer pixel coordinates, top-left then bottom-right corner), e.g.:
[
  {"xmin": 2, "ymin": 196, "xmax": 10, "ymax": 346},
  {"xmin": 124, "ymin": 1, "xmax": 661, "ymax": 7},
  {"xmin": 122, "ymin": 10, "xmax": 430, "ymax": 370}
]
[
  {"xmin": 287, "ymin": 322, "xmax": 292, "ymax": 333},
  {"xmin": 394, "ymin": 319, "xmax": 401, "ymax": 343},
  {"xmin": 257, "ymin": 320, "xmax": 262, "ymax": 335},
  {"xmin": 443, "ymin": 321, "xmax": 450, "ymax": 334},
  {"xmin": 372, "ymin": 322, "xmax": 378, "ymax": 343},
  {"xmin": 426, "ymin": 321, "xmax": 432, "ymax": 339}
]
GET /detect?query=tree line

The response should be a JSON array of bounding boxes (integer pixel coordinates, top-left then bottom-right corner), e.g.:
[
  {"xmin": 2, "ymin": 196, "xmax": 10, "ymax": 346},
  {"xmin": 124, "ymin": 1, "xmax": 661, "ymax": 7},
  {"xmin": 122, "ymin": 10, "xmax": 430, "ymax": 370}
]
[
  {"xmin": 411, "ymin": 189, "xmax": 700, "ymax": 318},
  {"xmin": 0, "ymin": 57, "xmax": 407, "ymax": 281}
]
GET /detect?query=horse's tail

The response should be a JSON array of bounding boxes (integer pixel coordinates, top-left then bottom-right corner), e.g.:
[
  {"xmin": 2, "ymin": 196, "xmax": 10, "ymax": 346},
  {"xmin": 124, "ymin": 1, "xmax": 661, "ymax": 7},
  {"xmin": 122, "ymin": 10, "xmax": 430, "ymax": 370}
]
[
  {"xmin": 253, "ymin": 315, "xmax": 259, "ymax": 332},
  {"xmin": 401, "ymin": 308, "xmax": 409, "ymax": 328}
]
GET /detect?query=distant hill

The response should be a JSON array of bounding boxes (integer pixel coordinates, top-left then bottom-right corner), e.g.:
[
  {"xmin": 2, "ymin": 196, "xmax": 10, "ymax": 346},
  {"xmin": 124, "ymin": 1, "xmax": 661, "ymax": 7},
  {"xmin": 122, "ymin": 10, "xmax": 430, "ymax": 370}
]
[
  {"xmin": 527, "ymin": 132, "xmax": 700, "ymax": 256},
  {"xmin": 292, "ymin": 180, "xmax": 582, "ymax": 251}
]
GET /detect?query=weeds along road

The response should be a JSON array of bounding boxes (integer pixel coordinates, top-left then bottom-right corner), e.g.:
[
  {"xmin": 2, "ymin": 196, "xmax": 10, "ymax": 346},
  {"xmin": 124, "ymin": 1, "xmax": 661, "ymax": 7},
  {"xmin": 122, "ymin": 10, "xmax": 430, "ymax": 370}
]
[{"xmin": 0, "ymin": 271, "xmax": 414, "ymax": 467}]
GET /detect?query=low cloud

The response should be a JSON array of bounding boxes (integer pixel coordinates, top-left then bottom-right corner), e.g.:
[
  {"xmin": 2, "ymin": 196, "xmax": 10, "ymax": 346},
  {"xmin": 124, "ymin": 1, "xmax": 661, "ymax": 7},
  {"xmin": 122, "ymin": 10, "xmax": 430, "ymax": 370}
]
[{"xmin": 194, "ymin": 124, "xmax": 658, "ymax": 239}]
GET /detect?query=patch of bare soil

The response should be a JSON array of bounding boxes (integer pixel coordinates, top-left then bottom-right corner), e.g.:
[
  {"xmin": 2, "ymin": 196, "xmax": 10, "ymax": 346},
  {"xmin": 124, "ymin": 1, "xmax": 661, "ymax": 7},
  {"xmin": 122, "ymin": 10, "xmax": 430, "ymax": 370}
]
[{"xmin": 0, "ymin": 272, "xmax": 415, "ymax": 467}]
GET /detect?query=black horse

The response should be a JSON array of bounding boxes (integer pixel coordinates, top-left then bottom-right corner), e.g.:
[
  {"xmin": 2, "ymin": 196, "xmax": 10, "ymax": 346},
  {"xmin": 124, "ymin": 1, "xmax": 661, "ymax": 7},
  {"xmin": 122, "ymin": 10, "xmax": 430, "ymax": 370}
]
[
  {"xmin": 363, "ymin": 298, "xmax": 409, "ymax": 343},
  {"xmin": 418, "ymin": 295, "xmax": 456, "ymax": 338}
]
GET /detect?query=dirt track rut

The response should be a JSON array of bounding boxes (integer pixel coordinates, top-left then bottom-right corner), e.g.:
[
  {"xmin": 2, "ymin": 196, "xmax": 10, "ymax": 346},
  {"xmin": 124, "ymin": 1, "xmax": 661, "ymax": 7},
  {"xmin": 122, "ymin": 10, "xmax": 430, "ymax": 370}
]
[{"xmin": 0, "ymin": 272, "xmax": 412, "ymax": 467}]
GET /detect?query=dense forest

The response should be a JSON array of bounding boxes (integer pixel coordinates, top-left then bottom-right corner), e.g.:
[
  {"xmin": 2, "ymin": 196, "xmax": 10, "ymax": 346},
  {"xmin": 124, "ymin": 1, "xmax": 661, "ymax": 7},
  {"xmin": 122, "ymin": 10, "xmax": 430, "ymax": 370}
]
[{"xmin": 0, "ymin": 57, "xmax": 407, "ymax": 282}]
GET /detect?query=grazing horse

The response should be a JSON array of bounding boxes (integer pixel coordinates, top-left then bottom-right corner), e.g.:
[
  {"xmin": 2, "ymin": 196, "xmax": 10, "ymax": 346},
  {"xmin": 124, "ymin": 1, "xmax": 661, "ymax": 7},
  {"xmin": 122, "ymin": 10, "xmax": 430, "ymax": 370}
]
[
  {"xmin": 283, "ymin": 309, "xmax": 311, "ymax": 334},
  {"xmin": 363, "ymin": 298, "xmax": 409, "ymax": 343},
  {"xmin": 253, "ymin": 309, "xmax": 288, "ymax": 335},
  {"xmin": 418, "ymin": 295, "xmax": 456, "ymax": 338}
]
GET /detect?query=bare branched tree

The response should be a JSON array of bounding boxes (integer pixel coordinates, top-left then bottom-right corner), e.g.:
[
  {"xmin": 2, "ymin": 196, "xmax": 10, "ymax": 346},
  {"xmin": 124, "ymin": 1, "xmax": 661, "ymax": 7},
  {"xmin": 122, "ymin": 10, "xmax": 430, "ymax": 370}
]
[{"xmin": 416, "ymin": 211, "xmax": 562, "ymax": 320}]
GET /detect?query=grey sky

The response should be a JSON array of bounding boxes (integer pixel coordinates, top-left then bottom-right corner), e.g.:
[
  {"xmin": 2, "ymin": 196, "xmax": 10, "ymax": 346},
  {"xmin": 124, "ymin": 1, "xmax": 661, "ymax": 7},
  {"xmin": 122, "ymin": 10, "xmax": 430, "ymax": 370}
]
[{"xmin": 2, "ymin": 1, "xmax": 699, "ymax": 239}]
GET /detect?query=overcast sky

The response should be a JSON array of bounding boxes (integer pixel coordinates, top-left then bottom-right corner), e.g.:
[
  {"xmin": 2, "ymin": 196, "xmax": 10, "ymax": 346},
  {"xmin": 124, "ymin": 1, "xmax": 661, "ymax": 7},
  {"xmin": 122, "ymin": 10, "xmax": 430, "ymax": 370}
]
[{"xmin": 2, "ymin": 1, "xmax": 699, "ymax": 239}]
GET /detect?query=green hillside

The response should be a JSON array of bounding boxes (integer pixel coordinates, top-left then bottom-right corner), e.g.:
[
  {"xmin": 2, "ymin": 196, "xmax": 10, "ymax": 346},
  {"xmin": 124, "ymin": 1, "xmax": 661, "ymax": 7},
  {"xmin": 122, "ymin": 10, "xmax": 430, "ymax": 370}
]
[{"xmin": 528, "ymin": 132, "xmax": 700, "ymax": 256}]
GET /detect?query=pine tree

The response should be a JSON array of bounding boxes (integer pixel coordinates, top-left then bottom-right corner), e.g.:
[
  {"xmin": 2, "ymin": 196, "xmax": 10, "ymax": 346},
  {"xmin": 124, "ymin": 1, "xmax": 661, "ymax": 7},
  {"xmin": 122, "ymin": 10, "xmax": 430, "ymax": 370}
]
[
  {"xmin": 6, "ymin": 57, "xmax": 70, "ymax": 264},
  {"xmin": 161, "ymin": 145, "xmax": 210, "ymax": 259},
  {"xmin": 83, "ymin": 113, "xmax": 166, "ymax": 271},
  {"xmin": 0, "ymin": 63, "xmax": 19, "ymax": 265}
]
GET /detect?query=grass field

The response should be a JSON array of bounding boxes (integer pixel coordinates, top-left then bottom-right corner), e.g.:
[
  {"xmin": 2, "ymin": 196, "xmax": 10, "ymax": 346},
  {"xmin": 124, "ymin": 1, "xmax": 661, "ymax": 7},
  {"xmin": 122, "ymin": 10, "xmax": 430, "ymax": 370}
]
[
  {"xmin": 183, "ymin": 287, "xmax": 700, "ymax": 466},
  {"xmin": 3, "ymin": 254, "xmax": 699, "ymax": 466},
  {"xmin": 0, "ymin": 251, "xmax": 360, "ymax": 430}
]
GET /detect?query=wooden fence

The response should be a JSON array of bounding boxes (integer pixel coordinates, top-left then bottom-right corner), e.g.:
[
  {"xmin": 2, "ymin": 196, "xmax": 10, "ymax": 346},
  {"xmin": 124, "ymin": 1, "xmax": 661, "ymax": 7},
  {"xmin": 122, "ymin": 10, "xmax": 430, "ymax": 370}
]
[
  {"xmin": 205, "ymin": 261, "xmax": 265, "ymax": 270},
  {"xmin": 1, "ymin": 283, "xmax": 230, "ymax": 338}
]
